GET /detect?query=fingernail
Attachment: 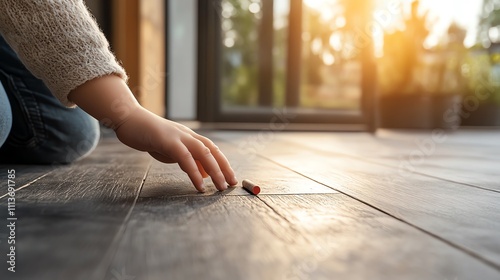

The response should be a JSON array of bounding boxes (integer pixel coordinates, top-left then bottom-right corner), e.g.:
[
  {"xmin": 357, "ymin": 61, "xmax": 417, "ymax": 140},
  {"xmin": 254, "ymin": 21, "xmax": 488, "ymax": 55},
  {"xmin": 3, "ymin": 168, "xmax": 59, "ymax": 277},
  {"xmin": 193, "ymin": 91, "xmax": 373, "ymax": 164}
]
[{"xmin": 231, "ymin": 177, "xmax": 238, "ymax": 185}]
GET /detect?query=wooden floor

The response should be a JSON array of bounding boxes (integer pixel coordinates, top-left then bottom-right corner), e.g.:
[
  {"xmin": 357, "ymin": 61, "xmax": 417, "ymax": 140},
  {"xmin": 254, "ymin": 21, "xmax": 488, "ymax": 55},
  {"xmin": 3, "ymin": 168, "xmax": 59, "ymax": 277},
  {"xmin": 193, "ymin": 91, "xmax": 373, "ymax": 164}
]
[{"xmin": 1, "ymin": 129, "xmax": 500, "ymax": 280}]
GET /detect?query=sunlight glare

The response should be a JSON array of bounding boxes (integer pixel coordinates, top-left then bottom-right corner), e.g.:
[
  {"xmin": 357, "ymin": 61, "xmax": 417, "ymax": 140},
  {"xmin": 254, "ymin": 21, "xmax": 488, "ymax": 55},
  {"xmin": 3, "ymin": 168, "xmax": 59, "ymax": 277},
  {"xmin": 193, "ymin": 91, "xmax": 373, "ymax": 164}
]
[
  {"xmin": 305, "ymin": 0, "xmax": 483, "ymax": 49},
  {"xmin": 221, "ymin": 2, "xmax": 235, "ymax": 19},
  {"xmin": 322, "ymin": 52, "xmax": 335, "ymax": 65},
  {"xmin": 311, "ymin": 38, "xmax": 323, "ymax": 55},
  {"xmin": 335, "ymin": 16, "xmax": 346, "ymax": 28},
  {"xmin": 304, "ymin": 0, "xmax": 338, "ymax": 12},
  {"xmin": 329, "ymin": 33, "xmax": 342, "ymax": 51},
  {"xmin": 249, "ymin": 2, "xmax": 261, "ymax": 14},
  {"xmin": 419, "ymin": 0, "xmax": 482, "ymax": 48},
  {"xmin": 224, "ymin": 37, "xmax": 235, "ymax": 48},
  {"xmin": 489, "ymin": 26, "xmax": 500, "ymax": 43}
]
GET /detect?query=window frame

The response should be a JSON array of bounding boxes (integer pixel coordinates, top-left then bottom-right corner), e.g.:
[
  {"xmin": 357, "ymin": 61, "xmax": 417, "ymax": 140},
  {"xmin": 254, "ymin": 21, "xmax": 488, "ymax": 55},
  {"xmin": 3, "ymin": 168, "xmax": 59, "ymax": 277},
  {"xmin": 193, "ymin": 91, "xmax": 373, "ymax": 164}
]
[{"xmin": 197, "ymin": 0, "xmax": 377, "ymax": 131}]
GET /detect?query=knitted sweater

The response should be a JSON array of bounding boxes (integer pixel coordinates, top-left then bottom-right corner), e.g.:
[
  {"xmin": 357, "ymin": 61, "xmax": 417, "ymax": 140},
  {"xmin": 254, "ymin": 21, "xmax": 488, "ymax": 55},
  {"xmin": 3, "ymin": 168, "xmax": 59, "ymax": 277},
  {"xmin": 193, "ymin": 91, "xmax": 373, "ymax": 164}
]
[{"xmin": 0, "ymin": 0, "xmax": 127, "ymax": 107}]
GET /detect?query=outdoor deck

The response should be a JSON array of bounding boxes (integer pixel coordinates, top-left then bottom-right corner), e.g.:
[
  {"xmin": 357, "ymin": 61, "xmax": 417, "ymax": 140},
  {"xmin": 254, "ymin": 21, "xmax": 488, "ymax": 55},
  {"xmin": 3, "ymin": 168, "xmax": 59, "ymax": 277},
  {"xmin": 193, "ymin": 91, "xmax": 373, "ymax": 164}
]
[{"xmin": 1, "ymin": 129, "xmax": 500, "ymax": 280}]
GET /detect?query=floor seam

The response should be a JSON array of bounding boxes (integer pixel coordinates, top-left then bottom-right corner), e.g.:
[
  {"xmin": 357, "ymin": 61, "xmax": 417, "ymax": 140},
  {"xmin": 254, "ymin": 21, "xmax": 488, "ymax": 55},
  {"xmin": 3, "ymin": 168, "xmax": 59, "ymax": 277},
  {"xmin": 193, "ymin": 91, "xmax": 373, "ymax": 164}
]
[
  {"xmin": 93, "ymin": 160, "xmax": 153, "ymax": 280},
  {"xmin": 208, "ymin": 133, "xmax": 500, "ymax": 271},
  {"xmin": 0, "ymin": 170, "xmax": 55, "ymax": 200},
  {"xmin": 258, "ymin": 153, "xmax": 500, "ymax": 272},
  {"xmin": 282, "ymin": 138, "xmax": 500, "ymax": 194}
]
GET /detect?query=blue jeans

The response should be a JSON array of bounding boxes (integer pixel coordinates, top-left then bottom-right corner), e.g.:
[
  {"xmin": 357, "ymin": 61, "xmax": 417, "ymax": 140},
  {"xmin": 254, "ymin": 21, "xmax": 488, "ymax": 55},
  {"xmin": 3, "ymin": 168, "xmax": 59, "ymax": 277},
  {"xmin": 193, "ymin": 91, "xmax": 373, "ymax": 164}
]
[{"xmin": 0, "ymin": 35, "xmax": 99, "ymax": 164}]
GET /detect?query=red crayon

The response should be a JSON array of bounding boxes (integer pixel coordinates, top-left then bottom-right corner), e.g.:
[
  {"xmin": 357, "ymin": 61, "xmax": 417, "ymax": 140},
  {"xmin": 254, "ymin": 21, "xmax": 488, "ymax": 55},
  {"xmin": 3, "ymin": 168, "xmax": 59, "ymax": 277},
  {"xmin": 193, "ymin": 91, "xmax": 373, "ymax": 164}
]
[{"xmin": 242, "ymin": 179, "xmax": 261, "ymax": 195}]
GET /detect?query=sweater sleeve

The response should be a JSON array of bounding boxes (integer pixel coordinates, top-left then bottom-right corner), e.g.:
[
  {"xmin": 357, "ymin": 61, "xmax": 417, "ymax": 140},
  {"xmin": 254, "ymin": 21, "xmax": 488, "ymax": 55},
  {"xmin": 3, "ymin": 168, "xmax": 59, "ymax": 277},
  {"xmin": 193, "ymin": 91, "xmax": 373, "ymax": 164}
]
[{"xmin": 0, "ymin": 0, "xmax": 128, "ymax": 107}]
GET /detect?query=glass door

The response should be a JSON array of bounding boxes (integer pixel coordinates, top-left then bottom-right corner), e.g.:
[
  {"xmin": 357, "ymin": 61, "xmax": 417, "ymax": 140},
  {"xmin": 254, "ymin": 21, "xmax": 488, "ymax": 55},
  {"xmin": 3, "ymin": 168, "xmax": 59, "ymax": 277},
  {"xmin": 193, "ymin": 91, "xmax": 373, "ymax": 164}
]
[{"xmin": 198, "ymin": 0, "xmax": 377, "ymax": 129}]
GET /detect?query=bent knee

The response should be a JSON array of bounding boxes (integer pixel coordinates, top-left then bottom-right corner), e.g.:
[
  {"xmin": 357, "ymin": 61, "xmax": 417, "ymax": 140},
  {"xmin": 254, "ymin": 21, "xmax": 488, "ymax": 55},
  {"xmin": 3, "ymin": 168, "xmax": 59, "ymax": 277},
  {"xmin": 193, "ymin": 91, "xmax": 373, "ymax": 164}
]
[
  {"xmin": 43, "ymin": 111, "xmax": 100, "ymax": 164},
  {"xmin": 0, "ymin": 109, "xmax": 100, "ymax": 164}
]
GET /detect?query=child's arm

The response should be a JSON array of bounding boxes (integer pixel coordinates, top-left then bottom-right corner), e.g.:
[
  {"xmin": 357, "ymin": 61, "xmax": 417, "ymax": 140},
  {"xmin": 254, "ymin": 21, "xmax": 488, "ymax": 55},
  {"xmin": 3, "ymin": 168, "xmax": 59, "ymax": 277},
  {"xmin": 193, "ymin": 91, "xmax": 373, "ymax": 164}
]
[
  {"xmin": 68, "ymin": 75, "xmax": 238, "ymax": 192},
  {"xmin": 0, "ymin": 1, "xmax": 237, "ymax": 191}
]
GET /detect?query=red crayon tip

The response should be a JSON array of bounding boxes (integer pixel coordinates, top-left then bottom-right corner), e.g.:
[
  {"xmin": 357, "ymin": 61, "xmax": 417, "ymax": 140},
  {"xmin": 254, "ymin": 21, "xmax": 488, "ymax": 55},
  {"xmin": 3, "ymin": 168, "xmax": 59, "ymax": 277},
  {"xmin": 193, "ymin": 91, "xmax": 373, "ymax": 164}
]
[
  {"xmin": 251, "ymin": 186, "xmax": 261, "ymax": 195},
  {"xmin": 242, "ymin": 179, "xmax": 261, "ymax": 195}
]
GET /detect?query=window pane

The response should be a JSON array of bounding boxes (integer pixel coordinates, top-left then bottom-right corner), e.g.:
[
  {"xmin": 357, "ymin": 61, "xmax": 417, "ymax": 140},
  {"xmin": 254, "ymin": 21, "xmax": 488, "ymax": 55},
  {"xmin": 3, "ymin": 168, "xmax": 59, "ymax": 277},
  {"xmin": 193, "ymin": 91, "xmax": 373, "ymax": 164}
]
[
  {"xmin": 301, "ymin": 0, "xmax": 363, "ymax": 110},
  {"xmin": 220, "ymin": 0, "xmax": 261, "ymax": 109},
  {"xmin": 218, "ymin": 0, "xmax": 368, "ymax": 116},
  {"xmin": 273, "ymin": 0, "xmax": 290, "ymax": 108}
]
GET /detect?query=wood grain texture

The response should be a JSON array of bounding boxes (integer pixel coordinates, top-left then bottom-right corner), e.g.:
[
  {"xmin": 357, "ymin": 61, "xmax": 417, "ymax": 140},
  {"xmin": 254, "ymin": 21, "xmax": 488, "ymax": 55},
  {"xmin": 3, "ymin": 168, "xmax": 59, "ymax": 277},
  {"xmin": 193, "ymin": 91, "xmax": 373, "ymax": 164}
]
[
  {"xmin": 212, "ymin": 131, "xmax": 500, "ymax": 269},
  {"xmin": 0, "ymin": 138, "xmax": 150, "ymax": 280},
  {"xmin": 2, "ymin": 130, "xmax": 500, "ymax": 279},
  {"xmin": 138, "ymin": 159, "xmax": 223, "ymax": 198},
  {"xmin": 139, "ymin": 141, "xmax": 337, "ymax": 198},
  {"xmin": 288, "ymin": 131, "xmax": 500, "ymax": 192},
  {"xmin": 282, "ymin": 131, "xmax": 500, "ymax": 191},
  {"xmin": 220, "ymin": 142, "xmax": 337, "ymax": 195},
  {"xmin": 107, "ymin": 194, "xmax": 500, "ymax": 280},
  {"xmin": 209, "ymin": 130, "xmax": 500, "ymax": 192}
]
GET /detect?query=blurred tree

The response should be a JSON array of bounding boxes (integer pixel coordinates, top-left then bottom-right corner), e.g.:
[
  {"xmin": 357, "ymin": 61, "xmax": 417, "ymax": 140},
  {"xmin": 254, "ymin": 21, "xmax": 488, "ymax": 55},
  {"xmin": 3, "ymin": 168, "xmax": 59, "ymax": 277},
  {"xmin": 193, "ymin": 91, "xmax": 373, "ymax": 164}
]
[
  {"xmin": 478, "ymin": 0, "xmax": 500, "ymax": 45},
  {"xmin": 220, "ymin": 0, "xmax": 261, "ymax": 106},
  {"xmin": 303, "ymin": 0, "xmax": 373, "ymax": 85},
  {"xmin": 303, "ymin": 8, "xmax": 328, "ymax": 86},
  {"xmin": 435, "ymin": 23, "xmax": 468, "ymax": 95},
  {"xmin": 221, "ymin": 0, "xmax": 375, "ymax": 108},
  {"xmin": 475, "ymin": 0, "xmax": 500, "ymax": 104}
]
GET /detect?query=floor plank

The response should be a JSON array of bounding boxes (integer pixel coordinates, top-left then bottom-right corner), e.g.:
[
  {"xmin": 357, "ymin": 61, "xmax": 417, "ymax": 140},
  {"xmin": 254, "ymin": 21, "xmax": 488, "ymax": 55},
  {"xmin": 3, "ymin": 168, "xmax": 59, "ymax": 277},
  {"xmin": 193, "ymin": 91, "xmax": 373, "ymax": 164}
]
[
  {"xmin": 0, "ymin": 139, "xmax": 150, "ymax": 280},
  {"xmin": 284, "ymin": 131, "xmax": 500, "ymax": 192},
  {"xmin": 2, "ymin": 130, "xmax": 500, "ymax": 279},
  {"xmin": 212, "ymin": 132, "xmax": 500, "ymax": 269},
  {"xmin": 107, "ymin": 194, "xmax": 500, "ymax": 280},
  {"xmin": 0, "ymin": 137, "xmax": 152, "ymax": 198},
  {"xmin": 208, "ymin": 130, "xmax": 500, "ymax": 192}
]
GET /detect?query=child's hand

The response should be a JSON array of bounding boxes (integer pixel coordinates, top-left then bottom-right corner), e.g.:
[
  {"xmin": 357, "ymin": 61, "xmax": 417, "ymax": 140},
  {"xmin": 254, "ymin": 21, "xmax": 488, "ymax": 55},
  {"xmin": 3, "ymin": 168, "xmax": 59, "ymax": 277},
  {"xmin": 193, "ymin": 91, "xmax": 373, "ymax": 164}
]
[
  {"xmin": 68, "ymin": 75, "xmax": 236, "ymax": 192},
  {"xmin": 114, "ymin": 107, "xmax": 238, "ymax": 192}
]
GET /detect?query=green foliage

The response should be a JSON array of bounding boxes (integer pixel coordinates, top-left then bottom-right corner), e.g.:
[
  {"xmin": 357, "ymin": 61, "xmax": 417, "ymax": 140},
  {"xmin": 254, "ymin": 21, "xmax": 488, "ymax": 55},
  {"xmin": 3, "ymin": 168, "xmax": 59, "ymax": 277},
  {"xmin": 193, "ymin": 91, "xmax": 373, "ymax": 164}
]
[
  {"xmin": 478, "ymin": 0, "xmax": 500, "ymax": 43},
  {"xmin": 220, "ymin": 0, "xmax": 260, "ymax": 107},
  {"xmin": 462, "ymin": 49, "xmax": 500, "ymax": 105},
  {"xmin": 466, "ymin": 0, "xmax": 500, "ymax": 105},
  {"xmin": 220, "ymin": 0, "xmax": 288, "ymax": 108}
]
